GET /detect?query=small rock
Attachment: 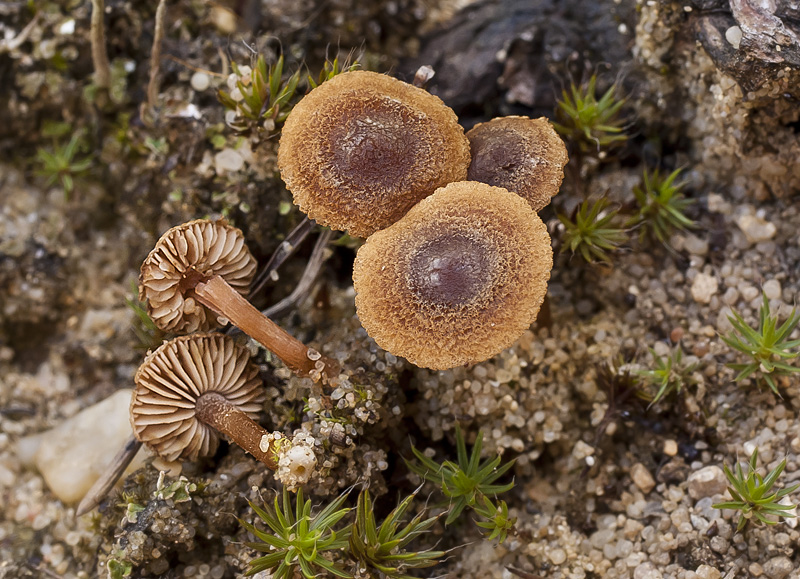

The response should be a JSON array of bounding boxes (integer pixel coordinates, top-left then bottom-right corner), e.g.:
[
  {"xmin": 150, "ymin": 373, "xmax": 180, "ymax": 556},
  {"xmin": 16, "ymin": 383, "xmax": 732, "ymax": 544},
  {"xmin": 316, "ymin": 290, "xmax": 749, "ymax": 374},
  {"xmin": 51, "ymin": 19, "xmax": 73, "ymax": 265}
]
[
  {"xmin": 688, "ymin": 466, "xmax": 728, "ymax": 499},
  {"xmin": 634, "ymin": 562, "xmax": 663, "ymax": 579},
  {"xmin": 763, "ymin": 279, "xmax": 782, "ymax": 300},
  {"xmin": 691, "ymin": 273, "xmax": 719, "ymax": 304},
  {"xmin": 763, "ymin": 556, "xmax": 793, "ymax": 579},
  {"xmin": 191, "ymin": 72, "xmax": 211, "ymax": 92},
  {"xmin": 684, "ymin": 234, "xmax": 709, "ymax": 256},
  {"xmin": 548, "ymin": 548, "xmax": 567, "ymax": 565},
  {"xmin": 663, "ymin": 439, "xmax": 678, "ymax": 457},
  {"xmin": 572, "ymin": 440, "xmax": 595, "ymax": 460},
  {"xmin": 696, "ymin": 564, "xmax": 721, "ymax": 579},
  {"xmin": 631, "ymin": 463, "xmax": 656, "ymax": 493},
  {"xmin": 23, "ymin": 390, "xmax": 146, "ymax": 504},
  {"xmin": 736, "ymin": 214, "xmax": 776, "ymax": 244},
  {"xmin": 214, "ymin": 148, "xmax": 245, "ymax": 174}
]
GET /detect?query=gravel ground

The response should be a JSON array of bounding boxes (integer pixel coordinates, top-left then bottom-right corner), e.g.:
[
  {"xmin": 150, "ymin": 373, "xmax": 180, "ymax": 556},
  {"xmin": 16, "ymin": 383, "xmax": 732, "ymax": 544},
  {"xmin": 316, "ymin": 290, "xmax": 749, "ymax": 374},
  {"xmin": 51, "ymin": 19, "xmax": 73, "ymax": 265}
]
[{"xmin": 2, "ymin": 1, "xmax": 800, "ymax": 578}]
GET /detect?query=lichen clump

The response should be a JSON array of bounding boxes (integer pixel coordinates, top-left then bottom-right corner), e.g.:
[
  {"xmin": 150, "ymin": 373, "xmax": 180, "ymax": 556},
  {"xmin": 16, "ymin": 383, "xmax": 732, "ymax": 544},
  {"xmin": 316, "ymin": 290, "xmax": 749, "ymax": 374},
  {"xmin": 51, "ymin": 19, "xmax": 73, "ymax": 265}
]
[
  {"xmin": 278, "ymin": 70, "xmax": 471, "ymax": 238},
  {"xmin": 353, "ymin": 181, "xmax": 552, "ymax": 370}
]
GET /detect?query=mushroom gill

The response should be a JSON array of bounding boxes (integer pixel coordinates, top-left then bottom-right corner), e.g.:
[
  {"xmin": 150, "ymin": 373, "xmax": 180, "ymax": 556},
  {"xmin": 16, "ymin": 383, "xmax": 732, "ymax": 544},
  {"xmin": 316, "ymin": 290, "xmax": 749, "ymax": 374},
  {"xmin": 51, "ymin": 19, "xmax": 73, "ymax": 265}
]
[
  {"xmin": 131, "ymin": 333, "xmax": 276, "ymax": 465},
  {"xmin": 353, "ymin": 181, "xmax": 553, "ymax": 370},
  {"xmin": 278, "ymin": 70, "xmax": 471, "ymax": 238},
  {"xmin": 466, "ymin": 116, "xmax": 569, "ymax": 212},
  {"xmin": 140, "ymin": 219, "xmax": 256, "ymax": 333}
]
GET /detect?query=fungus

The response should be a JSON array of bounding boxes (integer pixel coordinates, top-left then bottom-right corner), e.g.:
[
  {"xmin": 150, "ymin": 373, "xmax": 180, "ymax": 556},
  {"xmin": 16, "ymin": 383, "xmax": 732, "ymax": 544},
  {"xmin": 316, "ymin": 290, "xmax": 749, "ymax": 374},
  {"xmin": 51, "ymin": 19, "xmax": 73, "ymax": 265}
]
[
  {"xmin": 139, "ymin": 219, "xmax": 337, "ymax": 381},
  {"xmin": 353, "ymin": 181, "xmax": 553, "ymax": 370},
  {"xmin": 278, "ymin": 70, "xmax": 471, "ymax": 238},
  {"xmin": 466, "ymin": 116, "xmax": 568, "ymax": 212},
  {"xmin": 130, "ymin": 333, "xmax": 278, "ymax": 467}
]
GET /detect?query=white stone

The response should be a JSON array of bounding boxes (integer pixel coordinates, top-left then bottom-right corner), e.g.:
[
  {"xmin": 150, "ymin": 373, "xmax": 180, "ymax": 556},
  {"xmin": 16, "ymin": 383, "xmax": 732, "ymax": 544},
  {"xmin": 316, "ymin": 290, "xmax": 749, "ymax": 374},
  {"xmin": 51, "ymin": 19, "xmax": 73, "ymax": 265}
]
[
  {"xmin": 20, "ymin": 390, "xmax": 146, "ymax": 504},
  {"xmin": 763, "ymin": 279, "xmax": 782, "ymax": 300},
  {"xmin": 631, "ymin": 463, "xmax": 656, "ymax": 493},
  {"xmin": 548, "ymin": 548, "xmax": 567, "ymax": 565},
  {"xmin": 763, "ymin": 556, "xmax": 794, "ymax": 579},
  {"xmin": 691, "ymin": 273, "xmax": 719, "ymax": 304},
  {"xmin": 634, "ymin": 562, "xmax": 663, "ymax": 579},
  {"xmin": 214, "ymin": 148, "xmax": 245, "ymax": 174},
  {"xmin": 687, "ymin": 466, "xmax": 727, "ymax": 499},
  {"xmin": 736, "ymin": 214, "xmax": 776, "ymax": 244},
  {"xmin": 191, "ymin": 72, "xmax": 211, "ymax": 92},
  {"xmin": 725, "ymin": 26, "xmax": 742, "ymax": 49},
  {"xmin": 572, "ymin": 440, "xmax": 595, "ymax": 460}
]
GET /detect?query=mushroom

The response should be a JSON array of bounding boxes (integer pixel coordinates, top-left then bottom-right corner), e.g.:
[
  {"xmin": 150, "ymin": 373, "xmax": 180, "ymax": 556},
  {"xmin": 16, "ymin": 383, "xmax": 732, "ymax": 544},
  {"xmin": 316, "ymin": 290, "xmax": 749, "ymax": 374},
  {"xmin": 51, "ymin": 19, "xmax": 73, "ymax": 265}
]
[
  {"xmin": 466, "ymin": 116, "xmax": 569, "ymax": 212},
  {"xmin": 130, "ymin": 333, "xmax": 278, "ymax": 466},
  {"xmin": 139, "ymin": 219, "xmax": 337, "ymax": 382},
  {"xmin": 278, "ymin": 70, "xmax": 471, "ymax": 238},
  {"xmin": 352, "ymin": 181, "xmax": 552, "ymax": 370}
]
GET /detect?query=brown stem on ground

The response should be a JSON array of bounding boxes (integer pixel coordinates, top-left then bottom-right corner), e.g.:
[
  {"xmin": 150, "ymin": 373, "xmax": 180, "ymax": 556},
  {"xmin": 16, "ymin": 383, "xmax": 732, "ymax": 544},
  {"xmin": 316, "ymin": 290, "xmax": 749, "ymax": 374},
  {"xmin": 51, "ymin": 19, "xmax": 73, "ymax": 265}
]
[
  {"xmin": 76, "ymin": 434, "xmax": 142, "ymax": 517},
  {"xmin": 193, "ymin": 275, "xmax": 339, "ymax": 383},
  {"xmin": 195, "ymin": 392, "xmax": 277, "ymax": 469},
  {"xmin": 90, "ymin": 0, "xmax": 111, "ymax": 90}
]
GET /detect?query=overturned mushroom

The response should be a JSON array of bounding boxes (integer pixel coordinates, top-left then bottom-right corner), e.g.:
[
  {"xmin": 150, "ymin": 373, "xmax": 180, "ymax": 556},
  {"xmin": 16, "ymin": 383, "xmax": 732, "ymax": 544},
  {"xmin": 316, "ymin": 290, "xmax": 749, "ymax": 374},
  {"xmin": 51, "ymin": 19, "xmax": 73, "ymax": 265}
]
[
  {"xmin": 466, "ymin": 116, "xmax": 568, "ymax": 212},
  {"xmin": 140, "ymin": 219, "xmax": 337, "ymax": 382},
  {"xmin": 131, "ymin": 333, "xmax": 278, "ymax": 467},
  {"xmin": 353, "ymin": 181, "xmax": 552, "ymax": 370},
  {"xmin": 278, "ymin": 70, "xmax": 471, "ymax": 238}
]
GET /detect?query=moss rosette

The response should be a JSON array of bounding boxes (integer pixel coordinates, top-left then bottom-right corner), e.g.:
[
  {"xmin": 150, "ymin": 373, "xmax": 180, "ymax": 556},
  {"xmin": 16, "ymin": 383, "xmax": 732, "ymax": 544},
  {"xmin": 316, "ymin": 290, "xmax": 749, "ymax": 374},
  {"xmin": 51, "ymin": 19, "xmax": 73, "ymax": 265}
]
[
  {"xmin": 353, "ymin": 181, "xmax": 553, "ymax": 370},
  {"xmin": 467, "ymin": 116, "xmax": 568, "ymax": 212},
  {"xmin": 278, "ymin": 70, "xmax": 471, "ymax": 238}
]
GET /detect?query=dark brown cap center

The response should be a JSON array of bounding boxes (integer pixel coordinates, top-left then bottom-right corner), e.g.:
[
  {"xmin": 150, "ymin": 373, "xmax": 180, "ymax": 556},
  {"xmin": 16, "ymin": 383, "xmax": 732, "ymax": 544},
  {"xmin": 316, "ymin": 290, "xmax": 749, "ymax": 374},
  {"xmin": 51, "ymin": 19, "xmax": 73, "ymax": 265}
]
[{"xmin": 408, "ymin": 234, "xmax": 495, "ymax": 309}]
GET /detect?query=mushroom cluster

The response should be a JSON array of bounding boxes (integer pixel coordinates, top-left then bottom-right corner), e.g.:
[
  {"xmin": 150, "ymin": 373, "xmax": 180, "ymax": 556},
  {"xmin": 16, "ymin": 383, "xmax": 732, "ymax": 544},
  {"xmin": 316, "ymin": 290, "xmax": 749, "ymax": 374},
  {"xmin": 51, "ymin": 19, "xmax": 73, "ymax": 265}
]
[{"xmin": 277, "ymin": 69, "xmax": 568, "ymax": 370}]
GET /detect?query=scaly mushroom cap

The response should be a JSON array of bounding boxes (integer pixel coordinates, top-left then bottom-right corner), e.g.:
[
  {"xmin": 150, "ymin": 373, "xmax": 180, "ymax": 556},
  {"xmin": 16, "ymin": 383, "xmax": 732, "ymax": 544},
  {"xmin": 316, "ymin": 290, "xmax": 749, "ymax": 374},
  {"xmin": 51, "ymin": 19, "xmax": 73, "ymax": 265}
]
[
  {"xmin": 140, "ymin": 219, "xmax": 257, "ymax": 333},
  {"xmin": 353, "ymin": 181, "xmax": 553, "ymax": 370},
  {"xmin": 131, "ymin": 334, "xmax": 264, "ymax": 461},
  {"xmin": 466, "ymin": 116, "xmax": 568, "ymax": 212},
  {"xmin": 278, "ymin": 70, "xmax": 471, "ymax": 238}
]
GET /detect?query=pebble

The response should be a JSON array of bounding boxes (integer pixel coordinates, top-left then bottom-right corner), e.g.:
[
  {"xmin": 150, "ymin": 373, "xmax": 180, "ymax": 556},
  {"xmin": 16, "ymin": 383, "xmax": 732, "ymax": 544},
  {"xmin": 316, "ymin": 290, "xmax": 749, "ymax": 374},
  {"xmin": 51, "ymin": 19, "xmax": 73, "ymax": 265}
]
[
  {"xmin": 214, "ymin": 148, "xmax": 245, "ymax": 174},
  {"xmin": 687, "ymin": 466, "xmax": 728, "ymax": 499},
  {"xmin": 763, "ymin": 279, "xmax": 782, "ymax": 300},
  {"xmin": 631, "ymin": 463, "xmax": 656, "ymax": 493},
  {"xmin": 763, "ymin": 556, "xmax": 794, "ymax": 579},
  {"xmin": 691, "ymin": 273, "xmax": 719, "ymax": 304},
  {"xmin": 19, "ymin": 389, "xmax": 147, "ymax": 504},
  {"xmin": 548, "ymin": 548, "xmax": 567, "ymax": 565},
  {"xmin": 663, "ymin": 439, "xmax": 678, "ymax": 456},
  {"xmin": 736, "ymin": 214, "xmax": 777, "ymax": 244},
  {"xmin": 191, "ymin": 72, "xmax": 211, "ymax": 92},
  {"xmin": 695, "ymin": 564, "xmax": 721, "ymax": 579},
  {"xmin": 634, "ymin": 562, "xmax": 663, "ymax": 579}
]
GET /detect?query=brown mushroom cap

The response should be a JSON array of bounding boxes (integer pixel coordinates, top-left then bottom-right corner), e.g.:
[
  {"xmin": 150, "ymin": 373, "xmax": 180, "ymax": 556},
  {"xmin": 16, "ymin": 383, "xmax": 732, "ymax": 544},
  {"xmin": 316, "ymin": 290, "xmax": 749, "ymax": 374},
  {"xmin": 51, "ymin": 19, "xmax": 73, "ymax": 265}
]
[
  {"xmin": 140, "ymin": 219, "xmax": 257, "ymax": 333},
  {"xmin": 353, "ymin": 181, "xmax": 553, "ymax": 370},
  {"xmin": 466, "ymin": 116, "xmax": 568, "ymax": 212},
  {"xmin": 278, "ymin": 70, "xmax": 471, "ymax": 238},
  {"xmin": 131, "ymin": 333, "xmax": 264, "ymax": 461}
]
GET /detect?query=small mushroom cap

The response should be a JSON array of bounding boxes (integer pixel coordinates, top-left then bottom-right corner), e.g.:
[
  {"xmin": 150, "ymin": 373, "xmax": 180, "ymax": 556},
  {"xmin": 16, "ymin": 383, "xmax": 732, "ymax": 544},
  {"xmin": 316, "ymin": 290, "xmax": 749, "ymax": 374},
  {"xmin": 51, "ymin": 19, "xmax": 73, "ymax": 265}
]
[
  {"xmin": 466, "ymin": 116, "xmax": 568, "ymax": 212},
  {"xmin": 140, "ymin": 219, "xmax": 257, "ymax": 333},
  {"xmin": 278, "ymin": 70, "xmax": 471, "ymax": 238},
  {"xmin": 353, "ymin": 180, "xmax": 553, "ymax": 370},
  {"xmin": 131, "ymin": 334, "xmax": 264, "ymax": 462}
]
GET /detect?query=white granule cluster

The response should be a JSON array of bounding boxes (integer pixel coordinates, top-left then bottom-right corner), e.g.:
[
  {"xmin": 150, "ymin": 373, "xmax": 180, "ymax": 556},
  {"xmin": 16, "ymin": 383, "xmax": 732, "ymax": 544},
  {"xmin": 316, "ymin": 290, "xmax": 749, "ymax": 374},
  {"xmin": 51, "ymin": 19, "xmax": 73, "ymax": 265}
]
[{"xmin": 274, "ymin": 432, "xmax": 318, "ymax": 492}]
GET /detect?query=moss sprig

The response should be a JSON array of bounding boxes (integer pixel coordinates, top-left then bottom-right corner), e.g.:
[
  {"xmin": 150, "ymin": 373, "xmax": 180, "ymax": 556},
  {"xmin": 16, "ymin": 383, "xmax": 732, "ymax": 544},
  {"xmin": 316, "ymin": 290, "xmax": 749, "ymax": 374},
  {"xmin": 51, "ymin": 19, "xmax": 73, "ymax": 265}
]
[
  {"xmin": 713, "ymin": 448, "xmax": 799, "ymax": 531},
  {"xmin": 553, "ymin": 75, "xmax": 628, "ymax": 154},
  {"xmin": 721, "ymin": 292, "xmax": 800, "ymax": 395},
  {"xmin": 350, "ymin": 488, "xmax": 445, "ymax": 578},
  {"xmin": 558, "ymin": 197, "xmax": 628, "ymax": 264},
  {"xmin": 406, "ymin": 426, "xmax": 516, "ymax": 540},
  {"xmin": 629, "ymin": 167, "xmax": 695, "ymax": 244}
]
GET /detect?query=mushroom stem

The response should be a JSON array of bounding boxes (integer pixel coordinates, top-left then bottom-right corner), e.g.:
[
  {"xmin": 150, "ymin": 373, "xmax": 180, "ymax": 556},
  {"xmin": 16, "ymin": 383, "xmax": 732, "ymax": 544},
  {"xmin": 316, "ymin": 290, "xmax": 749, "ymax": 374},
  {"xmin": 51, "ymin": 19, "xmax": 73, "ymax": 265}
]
[
  {"xmin": 193, "ymin": 275, "xmax": 339, "ymax": 382},
  {"xmin": 195, "ymin": 392, "xmax": 277, "ymax": 469}
]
